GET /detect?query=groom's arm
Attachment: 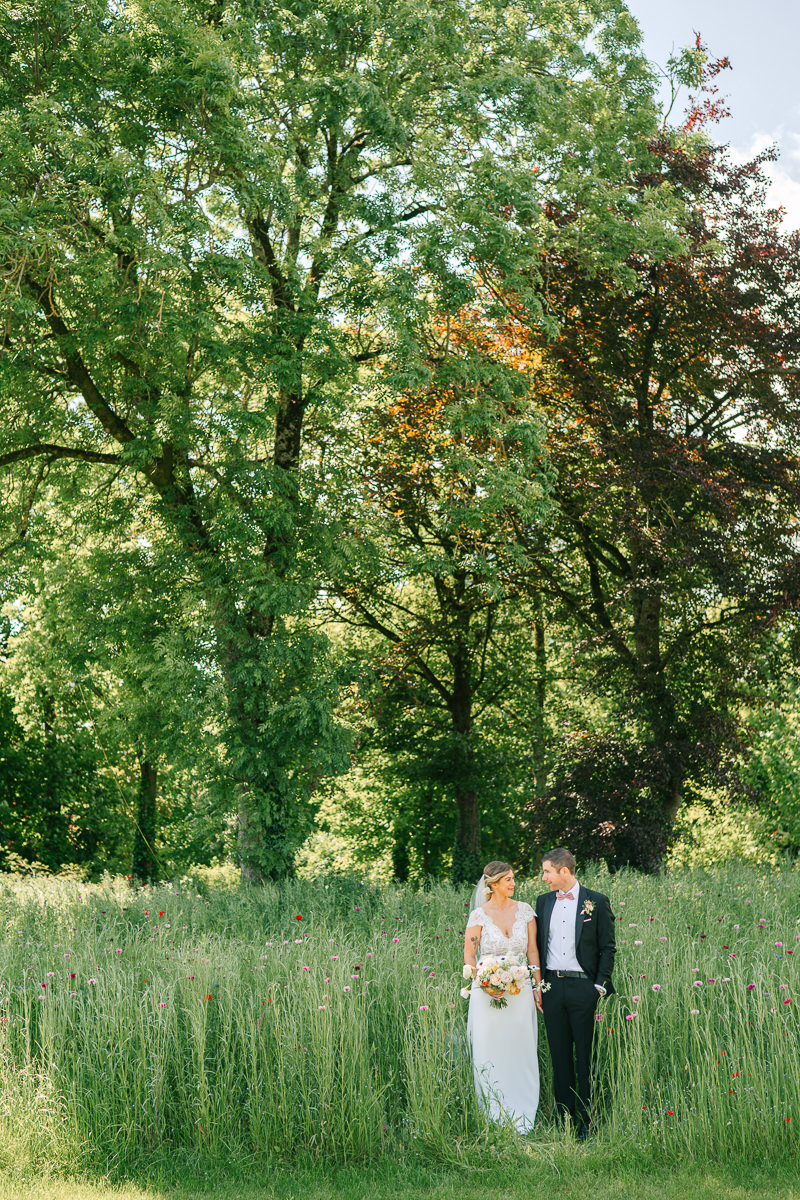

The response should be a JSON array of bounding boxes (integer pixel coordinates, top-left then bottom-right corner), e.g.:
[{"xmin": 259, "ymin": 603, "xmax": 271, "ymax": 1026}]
[{"xmin": 594, "ymin": 893, "xmax": 616, "ymax": 990}]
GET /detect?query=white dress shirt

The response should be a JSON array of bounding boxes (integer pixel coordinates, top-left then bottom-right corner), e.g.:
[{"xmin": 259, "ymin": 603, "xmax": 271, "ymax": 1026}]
[{"xmin": 546, "ymin": 880, "xmax": 583, "ymax": 973}]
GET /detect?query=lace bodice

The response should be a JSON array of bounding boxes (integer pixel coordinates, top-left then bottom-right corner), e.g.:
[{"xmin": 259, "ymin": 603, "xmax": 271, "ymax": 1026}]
[{"xmin": 467, "ymin": 901, "xmax": 535, "ymax": 958}]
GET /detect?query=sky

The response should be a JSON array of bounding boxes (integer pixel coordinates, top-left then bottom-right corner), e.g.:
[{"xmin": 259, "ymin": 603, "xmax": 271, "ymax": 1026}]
[{"xmin": 625, "ymin": 0, "xmax": 800, "ymax": 229}]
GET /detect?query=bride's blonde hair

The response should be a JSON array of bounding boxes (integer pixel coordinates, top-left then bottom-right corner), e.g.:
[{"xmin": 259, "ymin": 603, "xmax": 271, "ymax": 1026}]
[{"xmin": 482, "ymin": 860, "xmax": 513, "ymax": 899}]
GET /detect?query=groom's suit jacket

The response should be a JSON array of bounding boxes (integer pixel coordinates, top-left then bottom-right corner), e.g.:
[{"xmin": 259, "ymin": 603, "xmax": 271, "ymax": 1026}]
[{"xmin": 535, "ymin": 884, "xmax": 616, "ymax": 995}]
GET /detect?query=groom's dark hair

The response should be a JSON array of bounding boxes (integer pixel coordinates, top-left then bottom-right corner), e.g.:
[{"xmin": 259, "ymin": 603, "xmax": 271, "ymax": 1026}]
[{"xmin": 543, "ymin": 847, "xmax": 576, "ymax": 873}]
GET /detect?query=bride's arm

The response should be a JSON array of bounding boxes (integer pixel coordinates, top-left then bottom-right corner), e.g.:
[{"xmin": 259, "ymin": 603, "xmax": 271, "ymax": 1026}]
[
  {"xmin": 527, "ymin": 914, "xmax": 544, "ymax": 1011},
  {"xmin": 464, "ymin": 922, "xmax": 481, "ymax": 978}
]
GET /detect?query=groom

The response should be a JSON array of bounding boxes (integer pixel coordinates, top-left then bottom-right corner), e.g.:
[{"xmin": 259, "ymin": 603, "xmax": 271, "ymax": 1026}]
[{"xmin": 535, "ymin": 847, "xmax": 615, "ymax": 1140}]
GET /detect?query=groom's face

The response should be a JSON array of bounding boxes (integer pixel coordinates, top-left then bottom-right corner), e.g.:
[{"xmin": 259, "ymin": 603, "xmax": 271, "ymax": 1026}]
[{"xmin": 542, "ymin": 860, "xmax": 571, "ymax": 891}]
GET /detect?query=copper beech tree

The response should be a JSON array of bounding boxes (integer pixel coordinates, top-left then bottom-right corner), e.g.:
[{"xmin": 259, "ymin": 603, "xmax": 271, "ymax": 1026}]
[{"xmin": 491, "ymin": 103, "xmax": 800, "ymax": 866}]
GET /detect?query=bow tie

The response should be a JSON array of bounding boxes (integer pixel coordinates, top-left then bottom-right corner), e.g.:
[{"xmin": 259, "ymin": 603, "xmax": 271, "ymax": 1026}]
[{"xmin": 556, "ymin": 890, "xmax": 574, "ymax": 901}]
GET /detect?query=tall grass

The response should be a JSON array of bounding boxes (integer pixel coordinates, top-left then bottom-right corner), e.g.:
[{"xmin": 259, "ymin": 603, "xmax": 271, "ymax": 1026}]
[{"xmin": 0, "ymin": 864, "xmax": 797, "ymax": 1171}]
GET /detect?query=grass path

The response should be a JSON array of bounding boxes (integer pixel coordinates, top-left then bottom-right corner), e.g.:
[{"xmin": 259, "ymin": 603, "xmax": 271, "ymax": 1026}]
[{"xmin": 2, "ymin": 1158, "xmax": 799, "ymax": 1200}]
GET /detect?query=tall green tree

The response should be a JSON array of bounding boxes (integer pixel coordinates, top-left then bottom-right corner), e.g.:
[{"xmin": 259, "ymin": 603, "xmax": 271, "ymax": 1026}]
[{"xmin": 0, "ymin": 0, "xmax": 669, "ymax": 878}]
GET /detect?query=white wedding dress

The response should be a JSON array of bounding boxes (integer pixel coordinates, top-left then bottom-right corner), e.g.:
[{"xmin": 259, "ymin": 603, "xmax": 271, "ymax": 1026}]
[{"xmin": 467, "ymin": 902, "xmax": 540, "ymax": 1132}]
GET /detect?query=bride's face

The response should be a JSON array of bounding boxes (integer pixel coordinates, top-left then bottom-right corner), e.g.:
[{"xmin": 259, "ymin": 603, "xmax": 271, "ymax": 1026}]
[{"xmin": 492, "ymin": 870, "xmax": 515, "ymax": 900}]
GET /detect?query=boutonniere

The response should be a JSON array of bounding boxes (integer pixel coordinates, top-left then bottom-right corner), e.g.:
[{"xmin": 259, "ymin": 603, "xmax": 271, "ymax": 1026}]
[{"xmin": 581, "ymin": 899, "xmax": 594, "ymax": 918}]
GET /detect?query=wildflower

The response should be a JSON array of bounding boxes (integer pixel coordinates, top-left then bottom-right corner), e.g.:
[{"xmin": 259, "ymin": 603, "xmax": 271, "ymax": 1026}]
[
  {"xmin": 392, "ymin": 938, "xmax": 399, "ymax": 943},
  {"xmin": 296, "ymin": 914, "xmax": 303, "ymax": 921},
  {"xmin": 690, "ymin": 1009, "xmax": 700, "ymax": 1015},
  {"xmin": 205, "ymin": 994, "xmax": 212, "ymax": 1000},
  {"xmin": 158, "ymin": 912, "xmax": 165, "ymax": 917},
  {"xmin": 46, "ymin": 972, "xmax": 54, "ymax": 977},
  {"xmin": 88, "ymin": 978, "xmax": 97, "ymax": 985},
  {"xmin": 634, "ymin": 940, "xmax": 643, "ymax": 945},
  {"xmin": 158, "ymin": 1002, "xmax": 167, "ymax": 1008},
  {"xmin": 343, "ymin": 986, "xmax": 351, "ymax": 993},
  {"xmin": 652, "ymin": 984, "xmax": 661, "ymax": 992},
  {"xmin": 693, "ymin": 981, "xmax": 703, "ymax": 987},
  {"xmin": 632, "ymin": 995, "xmax": 640, "ymax": 1002},
  {"xmin": 784, "ymin": 999, "xmax": 792, "ymax": 1005},
  {"xmin": 419, "ymin": 1005, "xmax": 429, "ymax": 1011},
  {"xmin": 625, "ymin": 1013, "xmax": 638, "ymax": 1020}
]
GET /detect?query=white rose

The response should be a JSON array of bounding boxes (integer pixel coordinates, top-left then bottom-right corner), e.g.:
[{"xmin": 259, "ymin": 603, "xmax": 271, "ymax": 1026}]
[
  {"xmin": 500, "ymin": 970, "xmax": 513, "ymax": 984},
  {"xmin": 460, "ymin": 986, "xmax": 471, "ymax": 999},
  {"xmin": 462, "ymin": 964, "xmax": 473, "ymax": 979}
]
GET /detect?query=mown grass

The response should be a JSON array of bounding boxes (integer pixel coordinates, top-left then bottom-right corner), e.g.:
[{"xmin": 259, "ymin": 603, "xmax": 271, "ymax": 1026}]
[
  {"xmin": 0, "ymin": 863, "xmax": 797, "ymax": 1184},
  {"xmin": 1, "ymin": 1157, "xmax": 799, "ymax": 1200}
]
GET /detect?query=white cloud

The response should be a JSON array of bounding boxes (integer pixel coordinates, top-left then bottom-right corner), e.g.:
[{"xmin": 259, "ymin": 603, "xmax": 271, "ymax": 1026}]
[{"xmin": 731, "ymin": 131, "xmax": 800, "ymax": 231}]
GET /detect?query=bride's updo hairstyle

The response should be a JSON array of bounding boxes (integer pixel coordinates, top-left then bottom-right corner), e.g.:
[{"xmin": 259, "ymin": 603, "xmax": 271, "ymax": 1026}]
[{"xmin": 482, "ymin": 861, "xmax": 513, "ymax": 899}]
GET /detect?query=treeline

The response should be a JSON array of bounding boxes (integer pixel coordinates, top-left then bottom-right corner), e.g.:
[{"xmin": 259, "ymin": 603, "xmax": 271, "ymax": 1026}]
[{"xmin": 2, "ymin": 1, "xmax": 800, "ymax": 884}]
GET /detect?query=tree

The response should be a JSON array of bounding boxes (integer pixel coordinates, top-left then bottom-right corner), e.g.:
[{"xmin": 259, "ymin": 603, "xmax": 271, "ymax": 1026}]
[
  {"xmin": 2, "ymin": 530, "xmax": 229, "ymax": 877},
  {"xmin": 324, "ymin": 310, "xmax": 551, "ymax": 882},
  {"xmin": 492, "ymin": 81, "xmax": 800, "ymax": 865},
  {"xmin": 0, "ymin": 0, "xmax": 671, "ymax": 878}
]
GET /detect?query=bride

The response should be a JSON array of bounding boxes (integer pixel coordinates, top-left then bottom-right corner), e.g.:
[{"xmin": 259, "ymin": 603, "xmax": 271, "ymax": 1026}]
[{"xmin": 463, "ymin": 860, "xmax": 541, "ymax": 1132}]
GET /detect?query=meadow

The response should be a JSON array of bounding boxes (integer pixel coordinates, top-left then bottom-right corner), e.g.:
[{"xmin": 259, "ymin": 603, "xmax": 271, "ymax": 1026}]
[{"xmin": 0, "ymin": 862, "xmax": 798, "ymax": 1196}]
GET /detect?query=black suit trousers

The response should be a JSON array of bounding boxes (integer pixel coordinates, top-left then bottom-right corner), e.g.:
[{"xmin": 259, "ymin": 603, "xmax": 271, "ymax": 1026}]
[{"xmin": 541, "ymin": 975, "xmax": 599, "ymax": 1130}]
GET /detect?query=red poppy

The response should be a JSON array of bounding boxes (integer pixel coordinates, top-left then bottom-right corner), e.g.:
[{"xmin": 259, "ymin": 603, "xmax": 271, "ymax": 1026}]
[{"xmin": 296, "ymin": 914, "xmax": 302, "ymax": 921}]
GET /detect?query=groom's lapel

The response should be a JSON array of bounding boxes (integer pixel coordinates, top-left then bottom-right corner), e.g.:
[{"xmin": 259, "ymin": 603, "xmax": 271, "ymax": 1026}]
[
  {"xmin": 574, "ymin": 884, "xmax": 585, "ymax": 947},
  {"xmin": 542, "ymin": 889, "xmax": 557, "ymax": 946}
]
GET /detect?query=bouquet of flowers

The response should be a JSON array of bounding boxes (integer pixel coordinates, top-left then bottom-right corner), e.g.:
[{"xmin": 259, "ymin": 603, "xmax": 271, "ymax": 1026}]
[{"xmin": 460, "ymin": 953, "xmax": 535, "ymax": 1010}]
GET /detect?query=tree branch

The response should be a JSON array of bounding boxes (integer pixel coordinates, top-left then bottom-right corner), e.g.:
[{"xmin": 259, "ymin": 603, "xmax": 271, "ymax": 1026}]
[
  {"xmin": 0, "ymin": 443, "xmax": 121, "ymax": 468},
  {"xmin": 23, "ymin": 275, "xmax": 137, "ymax": 446}
]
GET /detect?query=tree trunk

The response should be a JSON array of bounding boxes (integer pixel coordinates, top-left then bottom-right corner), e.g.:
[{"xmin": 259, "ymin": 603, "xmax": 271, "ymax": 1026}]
[
  {"xmin": 631, "ymin": 571, "xmax": 685, "ymax": 840},
  {"xmin": 132, "ymin": 757, "xmax": 159, "ymax": 883},
  {"xmin": 221, "ymin": 623, "xmax": 299, "ymax": 884},
  {"xmin": 452, "ymin": 785, "xmax": 481, "ymax": 885}
]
